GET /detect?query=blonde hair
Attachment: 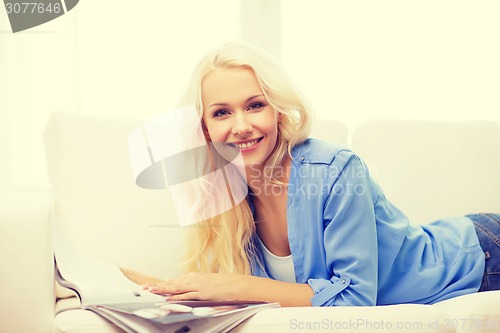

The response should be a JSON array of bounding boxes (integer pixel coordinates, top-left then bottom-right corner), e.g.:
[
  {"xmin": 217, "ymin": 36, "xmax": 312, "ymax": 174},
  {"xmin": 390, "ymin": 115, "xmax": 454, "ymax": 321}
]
[{"xmin": 178, "ymin": 41, "xmax": 313, "ymax": 274}]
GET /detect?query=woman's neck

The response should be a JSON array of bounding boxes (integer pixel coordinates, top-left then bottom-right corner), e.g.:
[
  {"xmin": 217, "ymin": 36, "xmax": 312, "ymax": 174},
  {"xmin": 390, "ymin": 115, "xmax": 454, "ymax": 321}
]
[{"xmin": 246, "ymin": 156, "xmax": 291, "ymax": 200}]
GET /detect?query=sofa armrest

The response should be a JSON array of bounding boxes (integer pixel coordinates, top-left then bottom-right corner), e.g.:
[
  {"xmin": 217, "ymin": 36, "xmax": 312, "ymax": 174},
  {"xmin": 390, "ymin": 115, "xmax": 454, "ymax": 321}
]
[{"xmin": 0, "ymin": 190, "xmax": 55, "ymax": 333}]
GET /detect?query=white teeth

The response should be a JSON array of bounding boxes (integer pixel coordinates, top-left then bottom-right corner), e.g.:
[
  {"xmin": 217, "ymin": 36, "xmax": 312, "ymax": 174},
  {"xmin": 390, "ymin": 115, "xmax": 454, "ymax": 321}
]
[{"xmin": 235, "ymin": 139, "xmax": 259, "ymax": 149}]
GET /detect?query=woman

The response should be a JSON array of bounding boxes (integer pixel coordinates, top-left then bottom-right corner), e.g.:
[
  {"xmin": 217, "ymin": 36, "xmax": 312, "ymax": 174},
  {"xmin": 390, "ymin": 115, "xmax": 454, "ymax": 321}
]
[{"xmin": 130, "ymin": 41, "xmax": 499, "ymax": 307}]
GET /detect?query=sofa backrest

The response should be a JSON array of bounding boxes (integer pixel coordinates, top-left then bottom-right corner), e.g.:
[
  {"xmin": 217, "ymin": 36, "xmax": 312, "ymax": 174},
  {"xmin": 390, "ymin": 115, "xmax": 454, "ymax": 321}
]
[
  {"xmin": 45, "ymin": 112, "xmax": 183, "ymax": 280},
  {"xmin": 310, "ymin": 120, "xmax": 349, "ymax": 146},
  {"xmin": 352, "ymin": 120, "xmax": 500, "ymax": 225}
]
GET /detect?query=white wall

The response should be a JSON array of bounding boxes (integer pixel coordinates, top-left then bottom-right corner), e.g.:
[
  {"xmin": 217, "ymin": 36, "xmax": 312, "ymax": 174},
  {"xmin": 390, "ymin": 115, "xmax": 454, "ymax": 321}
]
[
  {"xmin": 281, "ymin": 1, "xmax": 500, "ymax": 127},
  {"xmin": 73, "ymin": 1, "xmax": 240, "ymax": 120}
]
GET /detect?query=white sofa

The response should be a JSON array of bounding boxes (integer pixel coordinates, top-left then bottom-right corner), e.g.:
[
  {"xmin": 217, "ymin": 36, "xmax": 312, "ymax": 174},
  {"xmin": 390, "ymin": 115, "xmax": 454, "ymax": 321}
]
[{"xmin": 1, "ymin": 112, "xmax": 499, "ymax": 333}]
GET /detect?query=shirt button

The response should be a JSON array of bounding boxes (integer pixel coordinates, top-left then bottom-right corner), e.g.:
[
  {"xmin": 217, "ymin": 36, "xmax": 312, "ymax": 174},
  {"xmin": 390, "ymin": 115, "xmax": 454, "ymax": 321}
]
[
  {"xmin": 341, "ymin": 279, "xmax": 346, "ymax": 284},
  {"xmin": 301, "ymin": 157, "xmax": 305, "ymax": 161}
]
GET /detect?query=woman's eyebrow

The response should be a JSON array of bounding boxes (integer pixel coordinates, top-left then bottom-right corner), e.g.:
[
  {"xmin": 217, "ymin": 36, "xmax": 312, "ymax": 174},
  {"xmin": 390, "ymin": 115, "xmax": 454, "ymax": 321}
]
[{"xmin": 209, "ymin": 94, "xmax": 264, "ymax": 107}]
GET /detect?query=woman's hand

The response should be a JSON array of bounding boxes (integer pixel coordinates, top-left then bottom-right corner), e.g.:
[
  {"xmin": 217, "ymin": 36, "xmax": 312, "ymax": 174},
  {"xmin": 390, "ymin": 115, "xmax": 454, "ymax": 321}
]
[
  {"xmin": 143, "ymin": 272, "xmax": 314, "ymax": 306},
  {"xmin": 143, "ymin": 272, "xmax": 243, "ymax": 302}
]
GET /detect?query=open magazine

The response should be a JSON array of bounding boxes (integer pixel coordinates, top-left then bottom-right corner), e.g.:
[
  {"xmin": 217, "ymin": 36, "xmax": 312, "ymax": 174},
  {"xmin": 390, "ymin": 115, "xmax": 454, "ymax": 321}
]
[{"xmin": 53, "ymin": 224, "xmax": 279, "ymax": 333}]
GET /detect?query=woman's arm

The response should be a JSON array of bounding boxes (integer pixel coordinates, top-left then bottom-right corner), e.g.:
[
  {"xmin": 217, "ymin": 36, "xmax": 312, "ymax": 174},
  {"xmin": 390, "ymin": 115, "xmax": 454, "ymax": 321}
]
[
  {"xmin": 144, "ymin": 272, "xmax": 314, "ymax": 307},
  {"xmin": 298, "ymin": 151, "xmax": 379, "ymax": 306}
]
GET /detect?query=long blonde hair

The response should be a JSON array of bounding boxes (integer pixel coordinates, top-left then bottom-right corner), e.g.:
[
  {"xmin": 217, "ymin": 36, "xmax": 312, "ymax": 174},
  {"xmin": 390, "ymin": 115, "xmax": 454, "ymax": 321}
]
[{"xmin": 178, "ymin": 41, "xmax": 313, "ymax": 274}]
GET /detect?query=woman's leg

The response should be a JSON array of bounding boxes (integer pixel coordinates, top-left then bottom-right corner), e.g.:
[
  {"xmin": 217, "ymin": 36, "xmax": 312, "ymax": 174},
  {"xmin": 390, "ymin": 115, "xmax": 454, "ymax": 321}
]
[{"xmin": 467, "ymin": 213, "xmax": 500, "ymax": 292}]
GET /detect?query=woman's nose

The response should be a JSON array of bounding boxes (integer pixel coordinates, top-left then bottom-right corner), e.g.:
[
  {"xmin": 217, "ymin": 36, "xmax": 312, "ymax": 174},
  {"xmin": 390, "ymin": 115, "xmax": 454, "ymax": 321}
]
[{"xmin": 231, "ymin": 113, "xmax": 252, "ymax": 135}]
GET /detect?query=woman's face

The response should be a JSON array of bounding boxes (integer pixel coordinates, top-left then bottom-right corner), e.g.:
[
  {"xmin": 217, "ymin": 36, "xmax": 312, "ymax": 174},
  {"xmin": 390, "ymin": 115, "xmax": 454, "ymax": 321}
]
[{"xmin": 202, "ymin": 68, "xmax": 280, "ymax": 172}]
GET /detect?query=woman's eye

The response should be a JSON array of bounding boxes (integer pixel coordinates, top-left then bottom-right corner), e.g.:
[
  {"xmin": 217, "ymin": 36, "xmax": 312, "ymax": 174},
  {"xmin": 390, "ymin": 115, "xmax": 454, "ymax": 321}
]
[
  {"xmin": 213, "ymin": 109, "xmax": 230, "ymax": 118},
  {"xmin": 248, "ymin": 102, "xmax": 265, "ymax": 110}
]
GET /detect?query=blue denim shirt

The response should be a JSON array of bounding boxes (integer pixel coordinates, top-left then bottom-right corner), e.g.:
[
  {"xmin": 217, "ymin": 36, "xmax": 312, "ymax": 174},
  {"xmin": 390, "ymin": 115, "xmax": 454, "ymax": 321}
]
[{"xmin": 250, "ymin": 138, "xmax": 485, "ymax": 306}]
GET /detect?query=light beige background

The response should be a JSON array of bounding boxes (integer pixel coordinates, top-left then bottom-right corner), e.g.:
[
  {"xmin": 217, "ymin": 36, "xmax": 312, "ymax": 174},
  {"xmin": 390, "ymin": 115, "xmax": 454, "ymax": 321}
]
[
  {"xmin": 1, "ymin": 0, "xmax": 499, "ymax": 190},
  {"xmin": 282, "ymin": 1, "xmax": 500, "ymax": 126}
]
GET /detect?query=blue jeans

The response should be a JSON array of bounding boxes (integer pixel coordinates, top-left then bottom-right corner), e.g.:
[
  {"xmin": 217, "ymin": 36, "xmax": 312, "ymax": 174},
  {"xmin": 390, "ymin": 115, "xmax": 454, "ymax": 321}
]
[{"xmin": 467, "ymin": 213, "xmax": 500, "ymax": 292}]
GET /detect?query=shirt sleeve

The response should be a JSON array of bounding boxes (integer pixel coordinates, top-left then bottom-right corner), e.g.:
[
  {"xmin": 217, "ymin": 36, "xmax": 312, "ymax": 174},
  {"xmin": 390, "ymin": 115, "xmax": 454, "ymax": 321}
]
[{"xmin": 307, "ymin": 154, "xmax": 378, "ymax": 306}]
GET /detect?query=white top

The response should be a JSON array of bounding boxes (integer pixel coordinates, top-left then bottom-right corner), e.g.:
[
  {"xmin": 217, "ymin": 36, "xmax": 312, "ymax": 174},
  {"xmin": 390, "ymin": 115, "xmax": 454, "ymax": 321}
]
[{"xmin": 256, "ymin": 236, "xmax": 296, "ymax": 283}]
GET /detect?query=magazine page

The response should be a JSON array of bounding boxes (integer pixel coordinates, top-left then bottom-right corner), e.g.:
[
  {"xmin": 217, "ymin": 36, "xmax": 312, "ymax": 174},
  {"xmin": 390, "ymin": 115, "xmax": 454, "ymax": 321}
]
[{"xmin": 53, "ymin": 222, "xmax": 165, "ymax": 307}]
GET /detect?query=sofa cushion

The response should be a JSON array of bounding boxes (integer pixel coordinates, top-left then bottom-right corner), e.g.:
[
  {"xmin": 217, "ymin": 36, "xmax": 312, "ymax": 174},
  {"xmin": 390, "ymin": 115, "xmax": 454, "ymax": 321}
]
[
  {"xmin": 434, "ymin": 290, "xmax": 500, "ymax": 333},
  {"xmin": 351, "ymin": 120, "xmax": 500, "ymax": 225},
  {"xmin": 53, "ymin": 309, "xmax": 123, "ymax": 333},
  {"xmin": 44, "ymin": 112, "xmax": 185, "ymax": 283},
  {"xmin": 233, "ymin": 304, "xmax": 455, "ymax": 333}
]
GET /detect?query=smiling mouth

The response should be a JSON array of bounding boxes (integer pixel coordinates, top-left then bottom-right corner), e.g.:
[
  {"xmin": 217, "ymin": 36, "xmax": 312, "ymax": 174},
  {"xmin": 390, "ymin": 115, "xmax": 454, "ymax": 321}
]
[{"xmin": 228, "ymin": 137, "xmax": 263, "ymax": 149}]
